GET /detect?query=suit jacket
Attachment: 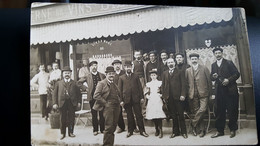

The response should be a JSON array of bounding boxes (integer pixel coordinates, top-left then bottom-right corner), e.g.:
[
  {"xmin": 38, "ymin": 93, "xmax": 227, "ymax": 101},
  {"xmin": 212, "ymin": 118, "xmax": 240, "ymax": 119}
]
[
  {"xmin": 118, "ymin": 73, "xmax": 144, "ymax": 104},
  {"xmin": 185, "ymin": 64, "xmax": 212, "ymax": 99},
  {"xmin": 161, "ymin": 69, "xmax": 186, "ymax": 100},
  {"xmin": 211, "ymin": 58, "xmax": 240, "ymax": 95},
  {"xmin": 53, "ymin": 79, "xmax": 81, "ymax": 108},
  {"xmin": 77, "ymin": 72, "xmax": 106, "ymax": 101},
  {"xmin": 114, "ymin": 70, "xmax": 125, "ymax": 85},
  {"xmin": 92, "ymin": 79, "xmax": 122, "ymax": 111},
  {"xmin": 157, "ymin": 60, "xmax": 168, "ymax": 80}
]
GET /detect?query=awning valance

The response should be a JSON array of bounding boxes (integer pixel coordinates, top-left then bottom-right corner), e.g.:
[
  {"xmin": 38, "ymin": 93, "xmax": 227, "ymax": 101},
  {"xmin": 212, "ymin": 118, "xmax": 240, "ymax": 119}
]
[{"xmin": 30, "ymin": 4, "xmax": 233, "ymax": 45}]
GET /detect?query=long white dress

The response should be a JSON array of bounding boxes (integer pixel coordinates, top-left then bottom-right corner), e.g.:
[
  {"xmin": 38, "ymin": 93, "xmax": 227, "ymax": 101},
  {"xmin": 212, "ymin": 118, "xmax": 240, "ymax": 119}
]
[{"xmin": 145, "ymin": 80, "xmax": 166, "ymax": 120}]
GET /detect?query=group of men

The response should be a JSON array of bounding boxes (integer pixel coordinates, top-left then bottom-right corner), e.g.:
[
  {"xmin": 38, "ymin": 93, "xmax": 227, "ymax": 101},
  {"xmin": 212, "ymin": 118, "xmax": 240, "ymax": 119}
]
[{"xmin": 31, "ymin": 47, "xmax": 240, "ymax": 145}]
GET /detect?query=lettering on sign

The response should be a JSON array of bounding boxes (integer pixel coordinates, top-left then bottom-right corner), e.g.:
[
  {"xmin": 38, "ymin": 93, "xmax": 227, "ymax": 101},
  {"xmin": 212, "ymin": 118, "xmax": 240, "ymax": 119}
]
[{"xmin": 31, "ymin": 4, "xmax": 152, "ymax": 25}]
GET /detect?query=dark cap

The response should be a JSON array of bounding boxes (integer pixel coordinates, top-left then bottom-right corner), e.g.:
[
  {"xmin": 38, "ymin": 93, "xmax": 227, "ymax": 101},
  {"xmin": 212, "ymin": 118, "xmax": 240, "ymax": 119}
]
[
  {"xmin": 189, "ymin": 53, "xmax": 200, "ymax": 58},
  {"xmin": 160, "ymin": 49, "xmax": 168, "ymax": 54},
  {"xmin": 148, "ymin": 51, "xmax": 156, "ymax": 56},
  {"xmin": 124, "ymin": 60, "xmax": 132, "ymax": 66},
  {"xmin": 112, "ymin": 59, "xmax": 122, "ymax": 65},
  {"xmin": 62, "ymin": 66, "xmax": 72, "ymax": 72},
  {"xmin": 212, "ymin": 47, "xmax": 223, "ymax": 53},
  {"xmin": 175, "ymin": 52, "xmax": 184, "ymax": 57},
  {"xmin": 149, "ymin": 68, "xmax": 158, "ymax": 74},
  {"xmin": 89, "ymin": 60, "xmax": 98, "ymax": 67},
  {"xmin": 105, "ymin": 66, "xmax": 115, "ymax": 73}
]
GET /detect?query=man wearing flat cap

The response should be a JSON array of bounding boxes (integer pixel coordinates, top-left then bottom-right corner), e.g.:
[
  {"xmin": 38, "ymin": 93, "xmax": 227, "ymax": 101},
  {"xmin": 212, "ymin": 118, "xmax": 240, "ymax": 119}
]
[
  {"xmin": 77, "ymin": 60, "xmax": 106, "ymax": 136},
  {"xmin": 185, "ymin": 53, "xmax": 212, "ymax": 137},
  {"xmin": 210, "ymin": 47, "xmax": 240, "ymax": 138},
  {"xmin": 146, "ymin": 51, "xmax": 158, "ymax": 82},
  {"xmin": 52, "ymin": 66, "xmax": 81, "ymax": 140},
  {"xmin": 118, "ymin": 60, "xmax": 149, "ymax": 138},
  {"xmin": 157, "ymin": 49, "xmax": 169, "ymax": 80},
  {"xmin": 93, "ymin": 66, "xmax": 123, "ymax": 146}
]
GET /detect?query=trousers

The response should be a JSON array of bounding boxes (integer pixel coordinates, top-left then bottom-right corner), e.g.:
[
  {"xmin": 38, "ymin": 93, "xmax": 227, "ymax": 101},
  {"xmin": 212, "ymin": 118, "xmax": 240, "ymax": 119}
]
[
  {"xmin": 90, "ymin": 99, "xmax": 105, "ymax": 132},
  {"xmin": 103, "ymin": 101, "xmax": 120, "ymax": 146}
]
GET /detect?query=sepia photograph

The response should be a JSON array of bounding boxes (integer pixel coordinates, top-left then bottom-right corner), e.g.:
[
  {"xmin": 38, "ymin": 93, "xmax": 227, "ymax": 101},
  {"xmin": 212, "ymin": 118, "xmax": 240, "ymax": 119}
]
[{"xmin": 30, "ymin": 2, "xmax": 258, "ymax": 145}]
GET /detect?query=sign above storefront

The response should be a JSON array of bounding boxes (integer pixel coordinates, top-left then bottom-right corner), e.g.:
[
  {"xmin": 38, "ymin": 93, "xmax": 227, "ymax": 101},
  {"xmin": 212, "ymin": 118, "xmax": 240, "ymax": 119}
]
[{"xmin": 31, "ymin": 3, "xmax": 154, "ymax": 25}]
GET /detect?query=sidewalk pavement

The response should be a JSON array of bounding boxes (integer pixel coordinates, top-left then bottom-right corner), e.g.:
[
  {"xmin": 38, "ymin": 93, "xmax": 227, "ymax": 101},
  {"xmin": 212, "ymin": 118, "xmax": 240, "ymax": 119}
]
[{"xmin": 31, "ymin": 118, "xmax": 258, "ymax": 146}]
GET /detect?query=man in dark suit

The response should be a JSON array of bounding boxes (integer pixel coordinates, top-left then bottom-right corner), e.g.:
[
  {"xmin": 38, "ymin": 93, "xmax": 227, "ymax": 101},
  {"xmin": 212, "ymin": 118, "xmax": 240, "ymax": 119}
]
[
  {"xmin": 161, "ymin": 58, "xmax": 188, "ymax": 139},
  {"xmin": 112, "ymin": 59, "xmax": 126, "ymax": 133},
  {"xmin": 145, "ymin": 51, "xmax": 158, "ymax": 82},
  {"xmin": 118, "ymin": 60, "xmax": 149, "ymax": 138},
  {"xmin": 93, "ymin": 66, "xmax": 124, "ymax": 146},
  {"xmin": 210, "ymin": 48, "xmax": 240, "ymax": 138},
  {"xmin": 77, "ymin": 61, "xmax": 106, "ymax": 136},
  {"xmin": 52, "ymin": 66, "xmax": 81, "ymax": 140},
  {"xmin": 157, "ymin": 49, "xmax": 169, "ymax": 80},
  {"xmin": 185, "ymin": 53, "xmax": 212, "ymax": 137},
  {"xmin": 175, "ymin": 52, "xmax": 191, "ymax": 113}
]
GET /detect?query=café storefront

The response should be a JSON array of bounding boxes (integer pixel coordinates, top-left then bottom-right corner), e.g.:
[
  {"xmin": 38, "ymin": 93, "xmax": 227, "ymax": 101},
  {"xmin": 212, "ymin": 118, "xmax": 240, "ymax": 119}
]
[{"xmin": 30, "ymin": 3, "xmax": 254, "ymax": 116}]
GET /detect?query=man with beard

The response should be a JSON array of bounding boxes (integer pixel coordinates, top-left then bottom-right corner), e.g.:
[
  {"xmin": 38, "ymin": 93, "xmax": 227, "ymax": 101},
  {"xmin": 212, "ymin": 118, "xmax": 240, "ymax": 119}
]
[
  {"xmin": 118, "ymin": 60, "xmax": 149, "ymax": 138},
  {"xmin": 161, "ymin": 58, "xmax": 187, "ymax": 139},
  {"xmin": 77, "ymin": 61, "xmax": 106, "ymax": 136},
  {"xmin": 210, "ymin": 48, "xmax": 240, "ymax": 138},
  {"xmin": 157, "ymin": 50, "xmax": 169, "ymax": 80},
  {"xmin": 175, "ymin": 53, "xmax": 191, "ymax": 113},
  {"xmin": 52, "ymin": 66, "xmax": 81, "ymax": 140},
  {"xmin": 93, "ymin": 66, "xmax": 123, "ymax": 146},
  {"xmin": 113, "ymin": 59, "xmax": 139, "ymax": 134},
  {"xmin": 185, "ymin": 53, "xmax": 212, "ymax": 138},
  {"xmin": 175, "ymin": 53, "xmax": 190, "ymax": 72},
  {"xmin": 145, "ymin": 51, "xmax": 158, "ymax": 82}
]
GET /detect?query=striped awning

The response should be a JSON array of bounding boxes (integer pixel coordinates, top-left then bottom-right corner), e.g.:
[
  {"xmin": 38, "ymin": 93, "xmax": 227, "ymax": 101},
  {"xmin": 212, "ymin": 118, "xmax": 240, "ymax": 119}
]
[{"xmin": 30, "ymin": 4, "xmax": 233, "ymax": 45}]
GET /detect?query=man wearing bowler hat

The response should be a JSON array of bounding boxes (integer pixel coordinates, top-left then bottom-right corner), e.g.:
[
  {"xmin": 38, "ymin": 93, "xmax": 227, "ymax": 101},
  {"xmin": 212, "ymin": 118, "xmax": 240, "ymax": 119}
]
[
  {"xmin": 118, "ymin": 60, "xmax": 149, "ymax": 138},
  {"xmin": 52, "ymin": 66, "xmax": 81, "ymax": 140},
  {"xmin": 185, "ymin": 53, "xmax": 212, "ymax": 137},
  {"xmin": 210, "ymin": 47, "xmax": 240, "ymax": 138},
  {"xmin": 93, "ymin": 66, "xmax": 123, "ymax": 146},
  {"xmin": 77, "ymin": 60, "xmax": 106, "ymax": 136}
]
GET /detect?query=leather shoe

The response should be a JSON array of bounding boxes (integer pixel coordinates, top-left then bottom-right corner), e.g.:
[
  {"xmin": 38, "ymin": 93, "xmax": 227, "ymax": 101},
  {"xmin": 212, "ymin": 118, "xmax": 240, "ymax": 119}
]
[
  {"xmin": 155, "ymin": 129, "xmax": 159, "ymax": 136},
  {"xmin": 126, "ymin": 132, "xmax": 133, "ymax": 138},
  {"xmin": 60, "ymin": 134, "xmax": 65, "ymax": 140},
  {"xmin": 134, "ymin": 129, "xmax": 140, "ymax": 133},
  {"xmin": 140, "ymin": 132, "xmax": 149, "ymax": 137},
  {"xmin": 211, "ymin": 132, "xmax": 224, "ymax": 138},
  {"xmin": 69, "ymin": 133, "xmax": 75, "ymax": 137},
  {"xmin": 182, "ymin": 134, "xmax": 188, "ymax": 139},
  {"xmin": 93, "ymin": 131, "xmax": 98, "ymax": 136},
  {"xmin": 170, "ymin": 133, "xmax": 179, "ymax": 138},
  {"xmin": 230, "ymin": 131, "xmax": 236, "ymax": 138},
  {"xmin": 199, "ymin": 131, "xmax": 205, "ymax": 138},
  {"xmin": 117, "ymin": 128, "xmax": 125, "ymax": 133}
]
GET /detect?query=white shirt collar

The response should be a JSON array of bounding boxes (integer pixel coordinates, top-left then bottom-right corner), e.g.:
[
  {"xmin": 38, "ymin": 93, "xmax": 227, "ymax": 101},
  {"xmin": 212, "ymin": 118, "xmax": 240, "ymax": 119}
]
[
  {"xmin": 217, "ymin": 58, "xmax": 223, "ymax": 67},
  {"xmin": 64, "ymin": 78, "xmax": 71, "ymax": 82},
  {"xmin": 115, "ymin": 70, "xmax": 121, "ymax": 75},
  {"xmin": 192, "ymin": 64, "xmax": 199, "ymax": 70},
  {"xmin": 92, "ymin": 71, "xmax": 98, "ymax": 75},
  {"xmin": 169, "ymin": 68, "xmax": 174, "ymax": 72}
]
